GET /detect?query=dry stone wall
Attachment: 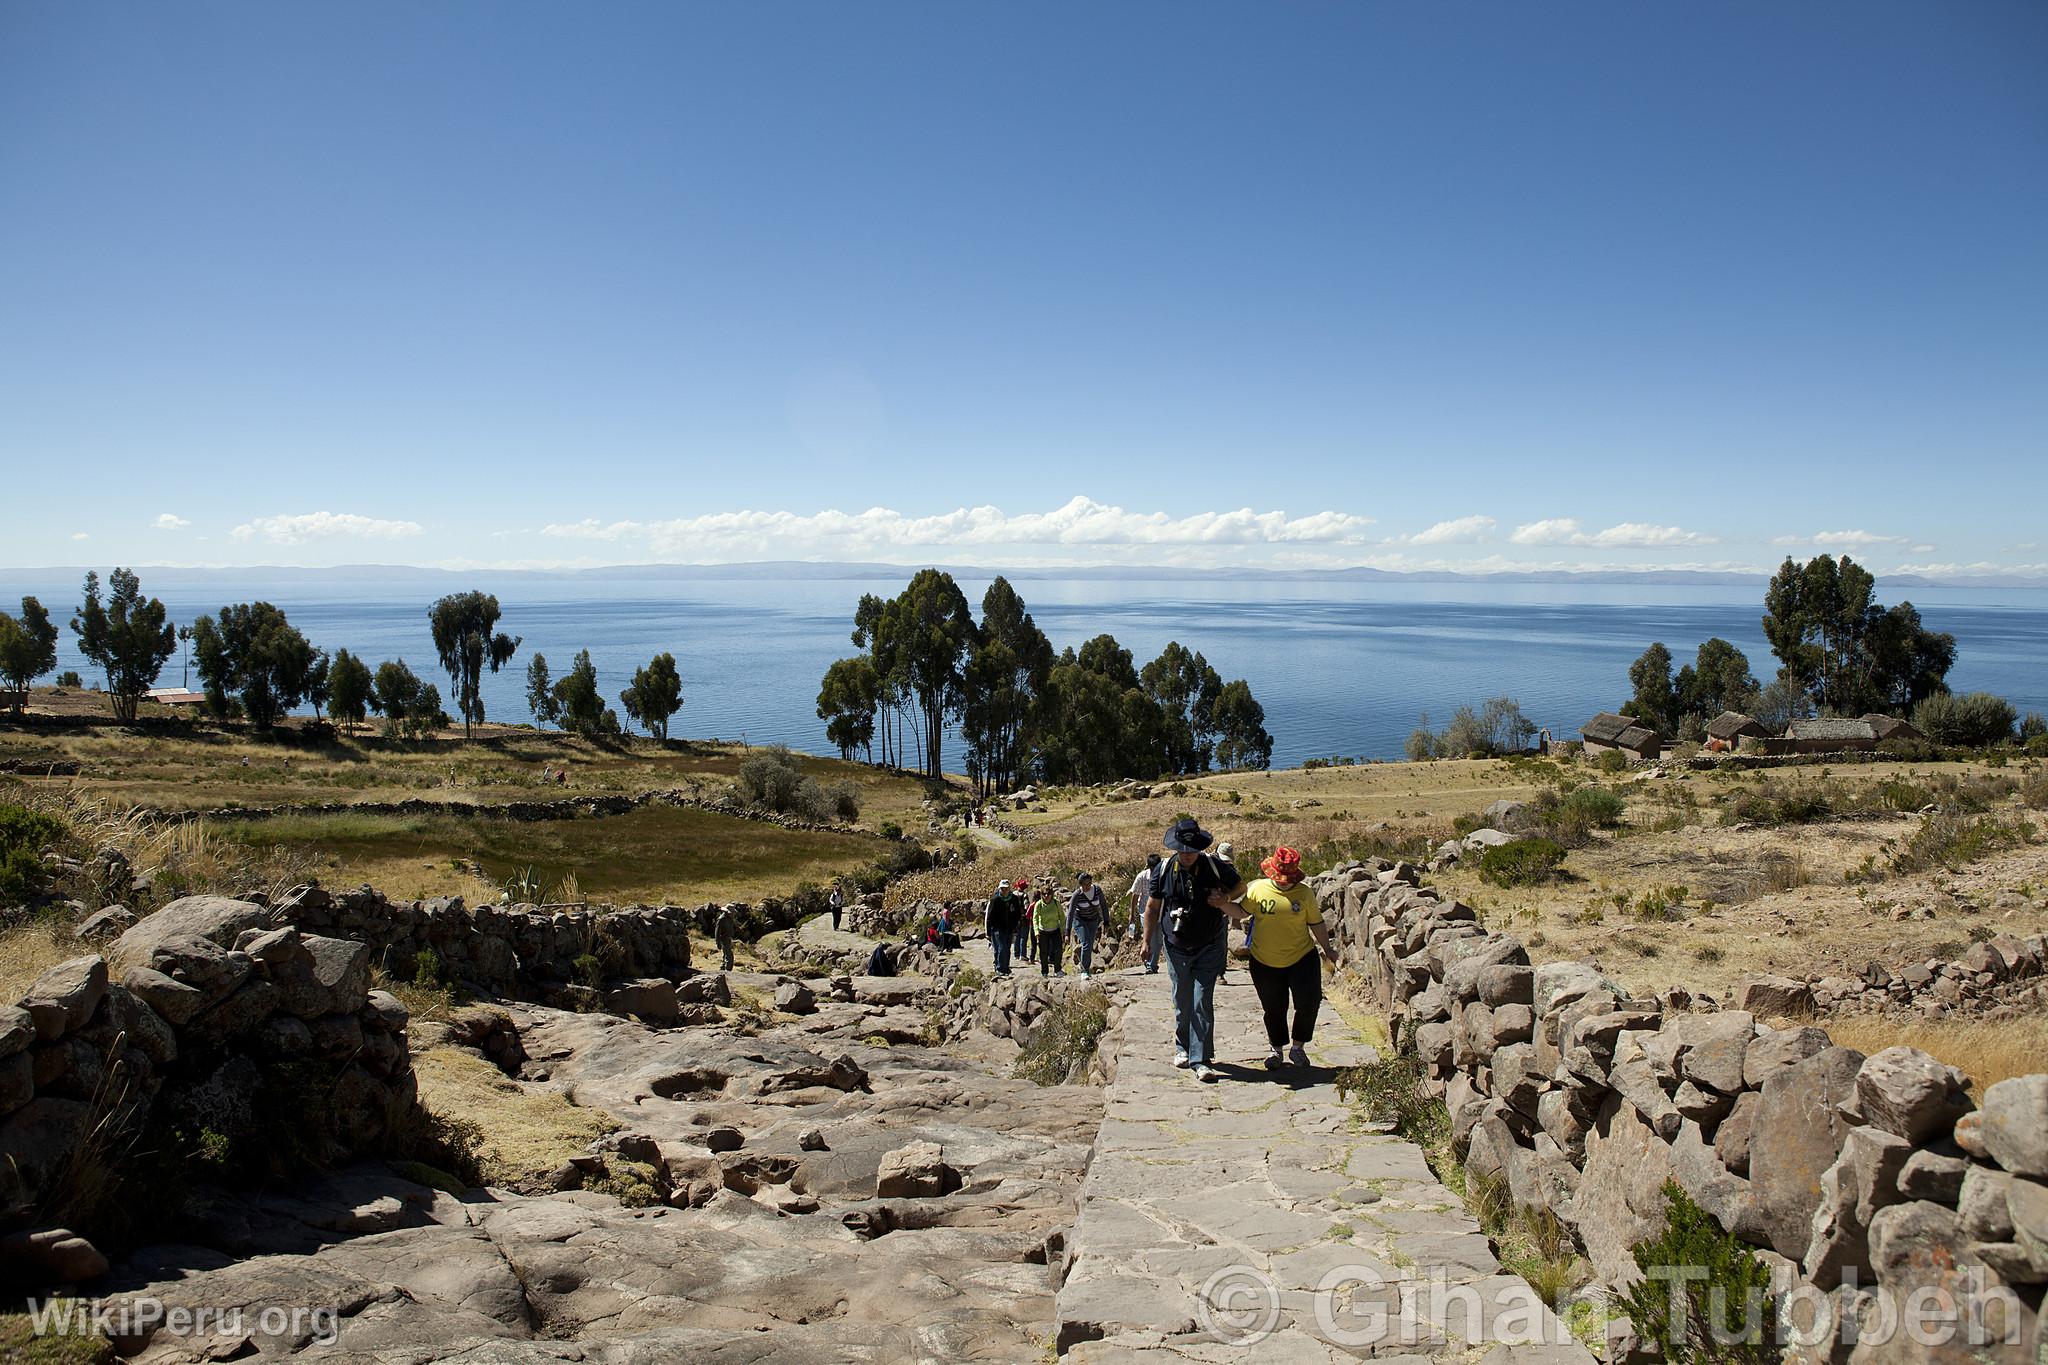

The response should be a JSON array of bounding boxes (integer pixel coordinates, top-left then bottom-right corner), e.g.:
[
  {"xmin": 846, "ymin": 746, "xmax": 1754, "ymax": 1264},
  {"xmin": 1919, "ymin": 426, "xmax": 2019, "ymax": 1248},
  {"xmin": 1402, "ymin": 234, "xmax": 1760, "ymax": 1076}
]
[
  {"xmin": 1, "ymin": 895, "xmax": 415, "ymax": 1270},
  {"xmin": 1312, "ymin": 858, "xmax": 2047, "ymax": 1363}
]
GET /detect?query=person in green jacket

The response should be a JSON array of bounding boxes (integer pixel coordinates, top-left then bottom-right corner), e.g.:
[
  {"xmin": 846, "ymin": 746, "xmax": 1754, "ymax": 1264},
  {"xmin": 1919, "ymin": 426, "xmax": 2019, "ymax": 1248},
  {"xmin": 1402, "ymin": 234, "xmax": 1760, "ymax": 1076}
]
[{"xmin": 1032, "ymin": 881, "xmax": 1066, "ymax": 977}]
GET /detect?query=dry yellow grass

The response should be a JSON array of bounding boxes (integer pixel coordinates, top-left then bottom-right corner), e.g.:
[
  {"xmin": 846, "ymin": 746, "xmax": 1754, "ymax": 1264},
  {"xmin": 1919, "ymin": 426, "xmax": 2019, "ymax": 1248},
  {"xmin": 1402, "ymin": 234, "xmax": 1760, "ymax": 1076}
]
[
  {"xmin": 1817, "ymin": 1013, "xmax": 2048, "ymax": 1096},
  {"xmin": 0, "ymin": 917, "xmax": 85, "ymax": 1003},
  {"xmin": 410, "ymin": 1046, "xmax": 616, "ymax": 1186}
]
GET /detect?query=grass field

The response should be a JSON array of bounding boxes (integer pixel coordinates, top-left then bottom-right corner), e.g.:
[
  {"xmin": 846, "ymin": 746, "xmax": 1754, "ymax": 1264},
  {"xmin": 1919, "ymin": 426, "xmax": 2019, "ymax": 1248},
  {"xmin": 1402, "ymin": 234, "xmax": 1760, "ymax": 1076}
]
[{"xmin": 217, "ymin": 802, "xmax": 886, "ymax": 905}]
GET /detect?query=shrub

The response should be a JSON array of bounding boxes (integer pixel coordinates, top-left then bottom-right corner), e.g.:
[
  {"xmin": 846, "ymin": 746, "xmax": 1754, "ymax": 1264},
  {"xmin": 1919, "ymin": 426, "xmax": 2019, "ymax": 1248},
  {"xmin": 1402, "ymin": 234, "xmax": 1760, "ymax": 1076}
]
[
  {"xmin": 0, "ymin": 803, "xmax": 68, "ymax": 903},
  {"xmin": 411, "ymin": 949, "xmax": 443, "ymax": 991},
  {"xmin": 1478, "ymin": 837, "xmax": 1567, "ymax": 887},
  {"xmin": 1335, "ymin": 1039, "xmax": 1449, "ymax": 1150},
  {"xmin": 1914, "ymin": 691, "xmax": 2018, "ymax": 748},
  {"xmin": 571, "ymin": 953, "xmax": 604, "ymax": 988},
  {"xmin": 1596, "ymin": 749, "xmax": 1628, "ymax": 775},
  {"xmin": 1617, "ymin": 1181, "xmax": 1776, "ymax": 1365},
  {"xmin": 2020, "ymin": 712, "xmax": 2047, "ymax": 743},
  {"xmin": 1889, "ymin": 812, "xmax": 2032, "ymax": 876},
  {"xmin": 1013, "ymin": 986, "xmax": 1111, "ymax": 1085}
]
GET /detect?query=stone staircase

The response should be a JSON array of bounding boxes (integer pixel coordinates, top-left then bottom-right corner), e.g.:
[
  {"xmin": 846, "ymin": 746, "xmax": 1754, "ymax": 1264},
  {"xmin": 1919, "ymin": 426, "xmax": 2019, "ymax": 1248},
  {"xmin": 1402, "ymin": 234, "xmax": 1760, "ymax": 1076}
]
[{"xmin": 1055, "ymin": 968, "xmax": 1596, "ymax": 1362}]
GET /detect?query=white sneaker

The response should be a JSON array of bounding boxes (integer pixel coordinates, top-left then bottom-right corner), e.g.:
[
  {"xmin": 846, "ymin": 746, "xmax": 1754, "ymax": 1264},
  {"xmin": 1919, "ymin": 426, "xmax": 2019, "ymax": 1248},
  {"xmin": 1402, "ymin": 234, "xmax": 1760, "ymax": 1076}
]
[
  {"xmin": 1173, "ymin": 1049, "xmax": 1191, "ymax": 1068},
  {"xmin": 1194, "ymin": 1064, "xmax": 1220, "ymax": 1083},
  {"xmin": 1263, "ymin": 1049, "xmax": 1284, "ymax": 1070},
  {"xmin": 1289, "ymin": 1043, "xmax": 1310, "ymax": 1067}
]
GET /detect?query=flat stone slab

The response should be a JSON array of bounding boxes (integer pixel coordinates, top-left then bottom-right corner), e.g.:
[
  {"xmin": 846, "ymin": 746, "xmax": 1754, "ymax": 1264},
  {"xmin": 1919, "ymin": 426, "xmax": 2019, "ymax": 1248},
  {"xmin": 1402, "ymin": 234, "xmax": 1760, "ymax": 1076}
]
[{"xmin": 1056, "ymin": 969, "xmax": 1595, "ymax": 1361}]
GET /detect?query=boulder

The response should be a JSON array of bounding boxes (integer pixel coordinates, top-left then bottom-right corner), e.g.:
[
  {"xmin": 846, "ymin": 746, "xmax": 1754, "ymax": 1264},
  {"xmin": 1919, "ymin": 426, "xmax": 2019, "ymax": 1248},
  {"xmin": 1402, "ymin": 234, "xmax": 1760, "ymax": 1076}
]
[
  {"xmin": 111, "ymin": 895, "xmax": 268, "ymax": 964},
  {"xmin": 1979, "ymin": 1075, "xmax": 2048, "ymax": 1179},
  {"xmin": 875, "ymin": 1140, "xmax": 956, "ymax": 1199},
  {"xmin": 2010, "ymin": 1176, "xmax": 2048, "ymax": 1270},
  {"xmin": 1855, "ymin": 1046, "xmax": 1972, "ymax": 1143},
  {"xmin": 605, "ymin": 980, "xmax": 682, "ymax": 1026},
  {"xmin": 798, "ymin": 1128, "xmax": 828, "ymax": 1151},
  {"xmin": 1896, "ymin": 1148, "xmax": 1970, "ymax": 1204},
  {"xmin": 774, "ymin": 981, "xmax": 818, "ymax": 1015},
  {"xmin": 1477, "ymin": 963, "xmax": 1535, "ymax": 1007},
  {"xmin": 74, "ymin": 906, "xmax": 137, "ymax": 941},
  {"xmin": 0, "ymin": 1227, "xmax": 109, "ymax": 1285},
  {"xmin": 1750, "ymin": 1045, "xmax": 1864, "ymax": 1261},
  {"xmin": 1741, "ymin": 1024, "xmax": 1830, "ymax": 1088},
  {"xmin": 1534, "ymin": 961, "xmax": 1612, "ymax": 1017},
  {"xmin": 1577, "ymin": 1093, "xmax": 1677, "ymax": 1286},
  {"xmin": 1958, "ymin": 1168, "xmax": 2014, "ymax": 1243},
  {"xmin": 1952, "ymin": 1109, "xmax": 1989, "ymax": 1160},
  {"xmin": 1673, "ymin": 1011, "xmax": 1754, "ymax": 1095},
  {"xmin": 675, "ymin": 973, "xmax": 732, "ymax": 1006},
  {"xmin": 20, "ymin": 956, "xmax": 108, "ymax": 1042},
  {"xmin": 1738, "ymin": 974, "xmax": 1813, "ymax": 1018},
  {"xmin": 1714, "ymin": 1091, "xmax": 1759, "ymax": 1176},
  {"xmin": 119, "ymin": 966, "xmax": 208, "ymax": 1026}
]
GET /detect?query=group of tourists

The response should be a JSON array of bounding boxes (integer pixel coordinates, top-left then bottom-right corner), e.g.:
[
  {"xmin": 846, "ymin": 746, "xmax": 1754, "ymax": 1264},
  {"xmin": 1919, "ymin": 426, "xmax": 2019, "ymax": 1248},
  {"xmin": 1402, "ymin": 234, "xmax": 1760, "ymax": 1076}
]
[
  {"xmin": 983, "ymin": 870, "xmax": 1111, "ymax": 978},
  {"xmin": 976, "ymin": 816, "xmax": 1335, "ymax": 1083}
]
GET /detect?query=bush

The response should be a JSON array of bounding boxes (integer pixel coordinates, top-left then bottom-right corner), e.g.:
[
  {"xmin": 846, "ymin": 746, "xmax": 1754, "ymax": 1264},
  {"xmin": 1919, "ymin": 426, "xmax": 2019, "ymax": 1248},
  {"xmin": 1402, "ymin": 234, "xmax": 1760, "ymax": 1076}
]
[
  {"xmin": 1478, "ymin": 837, "xmax": 1567, "ymax": 887},
  {"xmin": 1617, "ymin": 1181, "xmax": 1776, "ymax": 1365},
  {"xmin": 1595, "ymin": 749, "xmax": 1628, "ymax": 774},
  {"xmin": 2020, "ymin": 712, "xmax": 2047, "ymax": 743},
  {"xmin": 1914, "ymin": 691, "xmax": 2018, "ymax": 747},
  {"xmin": 1889, "ymin": 812, "xmax": 2032, "ymax": 876},
  {"xmin": 1013, "ymin": 987, "xmax": 1111, "ymax": 1085},
  {"xmin": 737, "ymin": 747, "xmax": 861, "ymax": 822},
  {"xmin": 1531, "ymin": 785, "xmax": 1626, "ymax": 845},
  {"xmin": 1335, "ymin": 1039, "xmax": 1448, "ymax": 1149},
  {"xmin": 0, "ymin": 803, "xmax": 67, "ymax": 903}
]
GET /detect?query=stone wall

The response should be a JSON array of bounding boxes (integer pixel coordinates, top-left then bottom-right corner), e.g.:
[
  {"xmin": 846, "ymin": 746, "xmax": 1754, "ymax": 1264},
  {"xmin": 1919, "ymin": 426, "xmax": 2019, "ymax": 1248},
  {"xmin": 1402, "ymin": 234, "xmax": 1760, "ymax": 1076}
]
[
  {"xmin": 1739, "ymin": 936, "xmax": 2048, "ymax": 1021},
  {"xmin": 1312, "ymin": 858, "xmax": 2047, "ymax": 1361},
  {"xmin": 149, "ymin": 787, "xmax": 872, "ymax": 839},
  {"xmin": 1, "ymin": 895, "xmax": 415, "ymax": 1276}
]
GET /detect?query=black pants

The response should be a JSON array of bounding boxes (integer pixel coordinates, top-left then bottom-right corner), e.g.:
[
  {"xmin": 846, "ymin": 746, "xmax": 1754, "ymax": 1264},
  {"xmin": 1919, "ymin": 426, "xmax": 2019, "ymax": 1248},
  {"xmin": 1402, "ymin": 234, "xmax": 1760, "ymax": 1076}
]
[
  {"xmin": 1248, "ymin": 951, "xmax": 1322, "ymax": 1049},
  {"xmin": 1037, "ymin": 929, "xmax": 1064, "ymax": 974}
]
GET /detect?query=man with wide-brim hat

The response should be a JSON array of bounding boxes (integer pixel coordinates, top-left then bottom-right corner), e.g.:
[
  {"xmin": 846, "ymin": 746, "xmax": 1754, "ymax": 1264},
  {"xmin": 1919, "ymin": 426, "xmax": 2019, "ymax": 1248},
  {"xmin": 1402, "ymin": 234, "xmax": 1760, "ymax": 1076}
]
[{"xmin": 1143, "ymin": 816, "xmax": 1244, "ymax": 1082}]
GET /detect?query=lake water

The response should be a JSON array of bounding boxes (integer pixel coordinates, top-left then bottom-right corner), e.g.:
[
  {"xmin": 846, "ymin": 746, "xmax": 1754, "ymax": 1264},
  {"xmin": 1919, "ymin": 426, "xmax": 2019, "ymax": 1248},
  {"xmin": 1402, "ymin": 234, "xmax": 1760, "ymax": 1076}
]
[{"xmin": 9, "ymin": 569, "xmax": 2048, "ymax": 769}]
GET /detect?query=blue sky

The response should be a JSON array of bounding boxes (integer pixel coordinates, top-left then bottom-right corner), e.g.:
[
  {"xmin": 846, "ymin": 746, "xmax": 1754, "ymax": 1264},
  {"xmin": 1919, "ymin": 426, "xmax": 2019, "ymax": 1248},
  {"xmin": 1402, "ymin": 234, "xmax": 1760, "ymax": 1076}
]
[{"xmin": 3, "ymin": 2, "xmax": 2044, "ymax": 576}]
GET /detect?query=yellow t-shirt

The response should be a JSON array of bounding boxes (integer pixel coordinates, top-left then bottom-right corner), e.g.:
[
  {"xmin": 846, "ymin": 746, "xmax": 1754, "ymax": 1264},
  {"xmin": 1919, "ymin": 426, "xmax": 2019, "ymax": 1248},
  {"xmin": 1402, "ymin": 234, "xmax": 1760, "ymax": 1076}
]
[{"xmin": 1242, "ymin": 877, "xmax": 1322, "ymax": 968}]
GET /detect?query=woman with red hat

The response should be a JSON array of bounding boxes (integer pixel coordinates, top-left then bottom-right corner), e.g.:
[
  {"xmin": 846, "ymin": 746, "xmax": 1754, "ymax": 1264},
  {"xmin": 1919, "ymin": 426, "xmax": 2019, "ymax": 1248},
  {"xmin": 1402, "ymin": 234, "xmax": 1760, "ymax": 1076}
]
[{"xmin": 1240, "ymin": 846, "xmax": 1337, "ymax": 1069}]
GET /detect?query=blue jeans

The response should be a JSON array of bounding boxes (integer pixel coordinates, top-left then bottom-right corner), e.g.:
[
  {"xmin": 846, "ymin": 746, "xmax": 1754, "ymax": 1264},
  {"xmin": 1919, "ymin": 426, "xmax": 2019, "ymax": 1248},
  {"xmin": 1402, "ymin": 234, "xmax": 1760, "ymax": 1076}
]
[
  {"xmin": 1073, "ymin": 920, "xmax": 1099, "ymax": 973},
  {"xmin": 1014, "ymin": 926, "xmax": 1034, "ymax": 962},
  {"xmin": 992, "ymin": 927, "xmax": 1012, "ymax": 974},
  {"xmin": 1165, "ymin": 933, "xmax": 1227, "ymax": 1067},
  {"xmin": 1143, "ymin": 915, "xmax": 1163, "ymax": 971}
]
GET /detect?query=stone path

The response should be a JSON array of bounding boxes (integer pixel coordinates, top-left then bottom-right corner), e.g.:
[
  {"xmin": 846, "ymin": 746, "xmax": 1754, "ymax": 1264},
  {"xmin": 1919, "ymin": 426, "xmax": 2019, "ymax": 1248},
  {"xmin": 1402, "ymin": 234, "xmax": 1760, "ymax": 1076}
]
[
  {"xmin": 791, "ymin": 910, "xmax": 878, "ymax": 955},
  {"xmin": 1056, "ymin": 969, "xmax": 1595, "ymax": 1362}
]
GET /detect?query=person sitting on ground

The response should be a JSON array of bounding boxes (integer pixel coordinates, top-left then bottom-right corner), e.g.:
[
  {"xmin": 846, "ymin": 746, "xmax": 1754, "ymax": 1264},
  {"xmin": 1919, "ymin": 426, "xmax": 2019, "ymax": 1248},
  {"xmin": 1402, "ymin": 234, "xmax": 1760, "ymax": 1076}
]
[
  {"xmin": 1032, "ymin": 880, "xmax": 1066, "ymax": 977},
  {"xmin": 865, "ymin": 941, "xmax": 895, "ymax": 977},
  {"xmin": 1241, "ymin": 845, "xmax": 1337, "ymax": 1069},
  {"xmin": 1066, "ymin": 872, "xmax": 1106, "ymax": 978},
  {"xmin": 1144, "ymin": 818, "xmax": 1243, "ymax": 1083}
]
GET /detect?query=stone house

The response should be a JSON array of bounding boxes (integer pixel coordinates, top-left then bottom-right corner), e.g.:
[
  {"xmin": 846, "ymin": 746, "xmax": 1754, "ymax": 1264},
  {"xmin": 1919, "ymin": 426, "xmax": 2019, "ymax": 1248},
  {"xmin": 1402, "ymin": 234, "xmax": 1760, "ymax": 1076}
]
[
  {"xmin": 1581, "ymin": 711, "xmax": 1663, "ymax": 763},
  {"xmin": 1862, "ymin": 713, "xmax": 1924, "ymax": 743},
  {"xmin": 1705, "ymin": 711, "xmax": 1768, "ymax": 750},
  {"xmin": 1783, "ymin": 716, "xmax": 1880, "ymax": 752}
]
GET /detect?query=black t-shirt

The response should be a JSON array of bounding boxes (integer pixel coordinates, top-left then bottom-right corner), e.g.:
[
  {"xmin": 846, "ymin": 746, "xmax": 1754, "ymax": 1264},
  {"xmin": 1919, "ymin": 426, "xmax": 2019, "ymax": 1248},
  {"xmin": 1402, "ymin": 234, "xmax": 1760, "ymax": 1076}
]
[
  {"xmin": 1152, "ymin": 854, "xmax": 1243, "ymax": 950},
  {"xmin": 986, "ymin": 891, "xmax": 1020, "ymax": 934}
]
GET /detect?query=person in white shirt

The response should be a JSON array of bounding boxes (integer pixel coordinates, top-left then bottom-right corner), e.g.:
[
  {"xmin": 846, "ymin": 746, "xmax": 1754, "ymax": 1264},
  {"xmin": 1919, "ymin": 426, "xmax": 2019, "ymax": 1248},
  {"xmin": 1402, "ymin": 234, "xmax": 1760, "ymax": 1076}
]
[{"xmin": 1128, "ymin": 853, "xmax": 1164, "ymax": 973}]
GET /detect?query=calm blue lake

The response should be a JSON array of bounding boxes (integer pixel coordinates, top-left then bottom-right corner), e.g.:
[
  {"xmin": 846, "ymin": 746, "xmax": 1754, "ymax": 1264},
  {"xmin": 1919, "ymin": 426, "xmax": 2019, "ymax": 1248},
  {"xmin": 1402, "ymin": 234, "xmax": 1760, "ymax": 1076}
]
[{"xmin": 8, "ymin": 570, "xmax": 2047, "ymax": 769}]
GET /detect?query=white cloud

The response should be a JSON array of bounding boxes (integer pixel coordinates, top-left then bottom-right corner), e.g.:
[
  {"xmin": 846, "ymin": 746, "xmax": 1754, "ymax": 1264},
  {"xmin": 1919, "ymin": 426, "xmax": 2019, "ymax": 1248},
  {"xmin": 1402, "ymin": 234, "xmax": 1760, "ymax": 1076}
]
[
  {"xmin": 540, "ymin": 496, "xmax": 1377, "ymax": 564},
  {"xmin": 230, "ymin": 512, "xmax": 424, "ymax": 545},
  {"xmin": 153, "ymin": 512, "xmax": 191, "ymax": 531},
  {"xmin": 1509, "ymin": 518, "xmax": 1717, "ymax": 549},
  {"xmin": 1402, "ymin": 515, "xmax": 1497, "ymax": 546},
  {"xmin": 1770, "ymin": 529, "xmax": 1914, "ymax": 549},
  {"xmin": 70, "ymin": 531, "xmax": 88, "ymax": 541}
]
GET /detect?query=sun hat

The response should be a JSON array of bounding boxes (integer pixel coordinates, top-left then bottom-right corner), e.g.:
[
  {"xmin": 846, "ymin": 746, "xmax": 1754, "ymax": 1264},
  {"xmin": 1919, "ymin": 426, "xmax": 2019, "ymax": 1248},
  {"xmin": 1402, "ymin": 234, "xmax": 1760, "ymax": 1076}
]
[
  {"xmin": 1262, "ymin": 846, "xmax": 1304, "ymax": 887},
  {"xmin": 1162, "ymin": 817, "xmax": 1213, "ymax": 853},
  {"xmin": 1216, "ymin": 841, "xmax": 1235, "ymax": 862}
]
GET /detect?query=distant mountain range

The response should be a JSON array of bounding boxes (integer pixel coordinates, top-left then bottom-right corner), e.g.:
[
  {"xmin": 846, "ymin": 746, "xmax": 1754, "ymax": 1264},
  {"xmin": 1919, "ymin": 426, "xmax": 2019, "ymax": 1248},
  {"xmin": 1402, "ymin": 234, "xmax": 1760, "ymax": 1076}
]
[{"xmin": 5, "ymin": 561, "xmax": 2037, "ymax": 588}]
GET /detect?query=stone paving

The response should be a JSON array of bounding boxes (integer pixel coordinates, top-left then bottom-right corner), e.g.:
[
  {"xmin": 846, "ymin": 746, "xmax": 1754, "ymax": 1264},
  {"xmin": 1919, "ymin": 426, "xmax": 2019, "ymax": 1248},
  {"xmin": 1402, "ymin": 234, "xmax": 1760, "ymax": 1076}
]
[{"xmin": 1056, "ymin": 969, "xmax": 1595, "ymax": 1362}]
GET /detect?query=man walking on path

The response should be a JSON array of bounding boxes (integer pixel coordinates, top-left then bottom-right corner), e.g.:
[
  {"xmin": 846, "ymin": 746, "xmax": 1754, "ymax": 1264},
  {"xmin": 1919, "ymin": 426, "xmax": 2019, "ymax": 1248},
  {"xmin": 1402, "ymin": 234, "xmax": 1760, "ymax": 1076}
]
[
  {"xmin": 828, "ymin": 885, "xmax": 844, "ymax": 932},
  {"xmin": 1067, "ymin": 872, "xmax": 1106, "ymax": 977},
  {"xmin": 1143, "ymin": 817, "xmax": 1242, "ymax": 1082},
  {"xmin": 714, "ymin": 907, "xmax": 737, "ymax": 972},
  {"xmin": 1012, "ymin": 878, "xmax": 1036, "ymax": 965},
  {"xmin": 1128, "ymin": 854, "xmax": 1163, "ymax": 973},
  {"xmin": 1032, "ymin": 880, "xmax": 1066, "ymax": 976},
  {"xmin": 1240, "ymin": 846, "xmax": 1337, "ymax": 1068},
  {"xmin": 985, "ymin": 879, "xmax": 1021, "ymax": 976}
]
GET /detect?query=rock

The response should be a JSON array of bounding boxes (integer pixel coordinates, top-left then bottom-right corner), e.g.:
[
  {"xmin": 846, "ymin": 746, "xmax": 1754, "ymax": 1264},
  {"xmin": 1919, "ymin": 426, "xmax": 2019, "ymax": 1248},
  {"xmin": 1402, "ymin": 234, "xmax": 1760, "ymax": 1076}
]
[
  {"xmin": 1980, "ymin": 1075, "xmax": 2048, "ymax": 1178},
  {"xmin": 0, "ymin": 1227, "xmax": 109, "ymax": 1284},
  {"xmin": 774, "ymin": 980, "xmax": 817, "ymax": 1015},
  {"xmin": 119, "ymin": 966, "xmax": 209, "ymax": 1026},
  {"xmin": 1750, "ymin": 1045, "xmax": 1865, "ymax": 1261},
  {"xmin": 1896, "ymin": 1148, "xmax": 1970, "ymax": 1204},
  {"xmin": 1952, "ymin": 1109, "xmax": 1990, "ymax": 1159},
  {"xmin": 875, "ymin": 1140, "xmax": 956, "ymax": 1199},
  {"xmin": 75, "ymin": 905, "xmax": 138, "ymax": 941},
  {"xmin": 1577, "ymin": 1093, "xmax": 1678, "ymax": 1285},
  {"xmin": 1673, "ymin": 1011, "xmax": 1754, "ymax": 1095},
  {"xmin": 1738, "ymin": 974, "xmax": 1813, "ymax": 1017},
  {"xmin": 0, "ymin": 1005, "xmax": 33, "ymax": 1058},
  {"xmin": 20, "ymin": 956, "xmax": 108, "ymax": 1042},
  {"xmin": 111, "ymin": 894, "xmax": 269, "ymax": 964},
  {"xmin": 1673, "ymin": 1080, "xmax": 1733, "ymax": 1125},
  {"xmin": 2010, "ymin": 1176, "xmax": 2048, "ymax": 1268},
  {"xmin": 1959, "ymin": 1168, "xmax": 2014, "ymax": 1243},
  {"xmin": 1476, "ymin": 963, "xmax": 1535, "ymax": 1007},
  {"xmin": 1855, "ymin": 1046, "xmax": 1972, "ymax": 1143},
  {"xmin": 1715, "ymin": 1091, "xmax": 1759, "ymax": 1176},
  {"xmin": 1534, "ymin": 961, "xmax": 1612, "ymax": 1016},
  {"xmin": 1492, "ymin": 1043, "xmax": 1545, "ymax": 1116},
  {"xmin": 605, "ymin": 980, "xmax": 682, "ymax": 1026},
  {"xmin": 798, "ymin": 1127, "xmax": 827, "ymax": 1151},
  {"xmin": 1742, "ymin": 1024, "xmax": 1831, "ymax": 1088},
  {"xmin": 675, "ymin": 973, "xmax": 732, "ymax": 1006},
  {"xmin": 701, "ymin": 1126, "xmax": 744, "ymax": 1153}
]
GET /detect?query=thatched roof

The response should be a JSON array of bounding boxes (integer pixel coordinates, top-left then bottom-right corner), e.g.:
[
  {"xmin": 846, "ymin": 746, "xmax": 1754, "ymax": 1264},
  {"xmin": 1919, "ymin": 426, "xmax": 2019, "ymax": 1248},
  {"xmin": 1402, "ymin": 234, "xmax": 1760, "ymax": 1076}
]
[
  {"xmin": 1582, "ymin": 712, "xmax": 1637, "ymax": 745},
  {"xmin": 1616, "ymin": 725, "xmax": 1661, "ymax": 753},
  {"xmin": 1862, "ymin": 714, "xmax": 1923, "ymax": 742},
  {"xmin": 1787, "ymin": 717, "xmax": 1879, "ymax": 743},
  {"xmin": 1707, "ymin": 711, "xmax": 1765, "ymax": 741}
]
